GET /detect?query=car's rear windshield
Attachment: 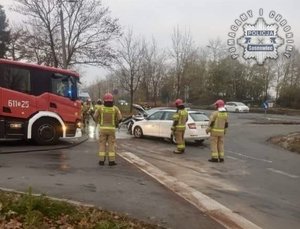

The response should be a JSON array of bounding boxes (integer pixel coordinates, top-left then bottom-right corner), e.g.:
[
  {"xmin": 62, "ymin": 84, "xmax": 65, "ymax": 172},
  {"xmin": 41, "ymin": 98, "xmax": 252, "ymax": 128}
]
[{"xmin": 189, "ymin": 113, "xmax": 209, "ymax": 121}]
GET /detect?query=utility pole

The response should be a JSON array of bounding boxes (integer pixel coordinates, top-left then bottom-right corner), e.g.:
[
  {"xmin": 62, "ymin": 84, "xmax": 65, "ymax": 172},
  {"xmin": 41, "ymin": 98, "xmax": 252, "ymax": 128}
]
[{"xmin": 59, "ymin": 1, "xmax": 67, "ymax": 69}]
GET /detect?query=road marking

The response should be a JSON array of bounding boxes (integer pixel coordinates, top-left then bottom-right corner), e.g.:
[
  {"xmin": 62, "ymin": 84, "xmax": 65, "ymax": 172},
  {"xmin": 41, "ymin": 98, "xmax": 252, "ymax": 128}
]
[
  {"xmin": 226, "ymin": 156, "xmax": 245, "ymax": 162},
  {"xmin": 267, "ymin": 168, "xmax": 299, "ymax": 179},
  {"xmin": 119, "ymin": 151, "xmax": 261, "ymax": 229},
  {"xmin": 227, "ymin": 150, "xmax": 272, "ymax": 163}
]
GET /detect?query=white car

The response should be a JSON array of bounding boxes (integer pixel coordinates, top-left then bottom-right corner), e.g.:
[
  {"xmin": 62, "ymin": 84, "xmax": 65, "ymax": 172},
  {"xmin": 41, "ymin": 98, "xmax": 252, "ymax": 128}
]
[
  {"xmin": 118, "ymin": 100, "xmax": 128, "ymax": 106},
  {"xmin": 225, "ymin": 102, "xmax": 250, "ymax": 112},
  {"xmin": 131, "ymin": 108, "xmax": 210, "ymax": 144}
]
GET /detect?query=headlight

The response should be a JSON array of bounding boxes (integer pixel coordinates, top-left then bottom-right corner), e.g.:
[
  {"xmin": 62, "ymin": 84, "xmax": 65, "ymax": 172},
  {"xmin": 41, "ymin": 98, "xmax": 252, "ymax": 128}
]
[{"xmin": 76, "ymin": 121, "xmax": 82, "ymax": 128}]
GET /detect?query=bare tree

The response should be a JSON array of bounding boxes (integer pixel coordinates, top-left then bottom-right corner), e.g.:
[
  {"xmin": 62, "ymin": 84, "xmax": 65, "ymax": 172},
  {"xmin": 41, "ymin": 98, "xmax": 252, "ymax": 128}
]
[
  {"xmin": 170, "ymin": 26, "xmax": 194, "ymax": 98},
  {"xmin": 141, "ymin": 38, "xmax": 167, "ymax": 106},
  {"xmin": 8, "ymin": 25, "xmax": 56, "ymax": 64},
  {"xmin": 206, "ymin": 38, "xmax": 227, "ymax": 62},
  {"xmin": 0, "ymin": 5, "xmax": 10, "ymax": 58},
  {"xmin": 12, "ymin": 0, "xmax": 121, "ymax": 68},
  {"xmin": 114, "ymin": 29, "xmax": 145, "ymax": 112}
]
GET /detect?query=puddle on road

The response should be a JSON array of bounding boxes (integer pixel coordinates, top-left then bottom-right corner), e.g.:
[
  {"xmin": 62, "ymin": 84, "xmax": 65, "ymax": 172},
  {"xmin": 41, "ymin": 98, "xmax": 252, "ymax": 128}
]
[{"xmin": 26, "ymin": 151, "xmax": 71, "ymax": 172}]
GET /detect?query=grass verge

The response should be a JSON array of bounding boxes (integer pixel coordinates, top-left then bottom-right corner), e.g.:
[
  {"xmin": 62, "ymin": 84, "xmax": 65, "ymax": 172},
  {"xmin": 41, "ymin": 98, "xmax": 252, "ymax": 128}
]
[
  {"xmin": 0, "ymin": 188, "xmax": 163, "ymax": 229},
  {"xmin": 268, "ymin": 132, "xmax": 300, "ymax": 154}
]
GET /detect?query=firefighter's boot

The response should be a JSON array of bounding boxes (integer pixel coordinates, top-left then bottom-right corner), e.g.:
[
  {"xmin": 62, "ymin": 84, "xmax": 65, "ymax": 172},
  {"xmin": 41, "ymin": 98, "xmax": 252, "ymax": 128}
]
[
  {"xmin": 208, "ymin": 158, "xmax": 219, "ymax": 163},
  {"xmin": 109, "ymin": 161, "xmax": 117, "ymax": 166},
  {"xmin": 173, "ymin": 149, "xmax": 184, "ymax": 154},
  {"xmin": 99, "ymin": 161, "xmax": 105, "ymax": 166}
]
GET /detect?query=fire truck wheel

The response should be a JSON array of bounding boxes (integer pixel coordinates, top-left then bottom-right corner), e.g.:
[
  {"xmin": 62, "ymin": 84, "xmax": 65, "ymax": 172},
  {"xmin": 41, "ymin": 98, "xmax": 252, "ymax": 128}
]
[{"xmin": 32, "ymin": 119, "xmax": 60, "ymax": 145}]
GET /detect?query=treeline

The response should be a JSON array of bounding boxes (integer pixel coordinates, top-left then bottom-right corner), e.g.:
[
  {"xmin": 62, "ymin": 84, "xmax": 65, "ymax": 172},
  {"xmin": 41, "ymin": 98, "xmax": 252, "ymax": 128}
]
[
  {"xmin": 0, "ymin": 2, "xmax": 299, "ymax": 109},
  {"xmin": 87, "ymin": 31, "xmax": 300, "ymax": 109}
]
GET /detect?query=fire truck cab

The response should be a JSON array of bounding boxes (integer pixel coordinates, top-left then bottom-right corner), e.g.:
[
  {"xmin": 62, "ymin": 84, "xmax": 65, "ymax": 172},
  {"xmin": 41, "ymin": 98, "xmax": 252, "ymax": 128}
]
[{"xmin": 0, "ymin": 59, "xmax": 82, "ymax": 145}]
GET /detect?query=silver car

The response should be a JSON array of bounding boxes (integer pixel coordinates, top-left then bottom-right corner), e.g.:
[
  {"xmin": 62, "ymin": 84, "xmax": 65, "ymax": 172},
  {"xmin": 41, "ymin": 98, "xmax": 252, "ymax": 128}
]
[{"xmin": 131, "ymin": 108, "xmax": 210, "ymax": 144}]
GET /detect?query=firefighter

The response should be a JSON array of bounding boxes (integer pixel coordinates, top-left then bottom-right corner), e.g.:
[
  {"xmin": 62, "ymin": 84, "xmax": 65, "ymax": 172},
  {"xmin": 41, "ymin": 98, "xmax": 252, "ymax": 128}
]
[
  {"xmin": 93, "ymin": 93, "xmax": 122, "ymax": 166},
  {"xmin": 206, "ymin": 99, "xmax": 228, "ymax": 162},
  {"xmin": 94, "ymin": 99, "xmax": 103, "ymax": 140},
  {"xmin": 82, "ymin": 98, "xmax": 92, "ymax": 132},
  {"xmin": 171, "ymin": 99, "xmax": 188, "ymax": 154}
]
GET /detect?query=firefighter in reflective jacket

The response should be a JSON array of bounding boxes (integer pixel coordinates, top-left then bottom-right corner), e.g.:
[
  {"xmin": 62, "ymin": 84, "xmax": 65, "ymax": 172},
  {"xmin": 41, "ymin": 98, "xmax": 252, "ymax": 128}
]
[
  {"xmin": 171, "ymin": 99, "xmax": 188, "ymax": 154},
  {"xmin": 94, "ymin": 99, "xmax": 103, "ymax": 140},
  {"xmin": 206, "ymin": 99, "xmax": 228, "ymax": 162},
  {"xmin": 82, "ymin": 99, "xmax": 92, "ymax": 132},
  {"xmin": 93, "ymin": 93, "xmax": 122, "ymax": 166}
]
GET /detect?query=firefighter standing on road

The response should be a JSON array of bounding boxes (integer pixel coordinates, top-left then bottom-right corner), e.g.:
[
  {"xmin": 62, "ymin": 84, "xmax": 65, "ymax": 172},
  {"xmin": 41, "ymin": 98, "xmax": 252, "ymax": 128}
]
[
  {"xmin": 94, "ymin": 99, "xmax": 103, "ymax": 140},
  {"xmin": 171, "ymin": 99, "xmax": 188, "ymax": 154},
  {"xmin": 93, "ymin": 93, "xmax": 122, "ymax": 166},
  {"xmin": 206, "ymin": 99, "xmax": 228, "ymax": 162},
  {"xmin": 82, "ymin": 98, "xmax": 92, "ymax": 132}
]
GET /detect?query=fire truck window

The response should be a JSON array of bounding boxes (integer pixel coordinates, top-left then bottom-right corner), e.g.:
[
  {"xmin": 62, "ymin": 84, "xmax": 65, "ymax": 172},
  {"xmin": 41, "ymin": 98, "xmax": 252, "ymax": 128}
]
[
  {"xmin": 51, "ymin": 74, "xmax": 71, "ymax": 98},
  {"xmin": 0, "ymin": 66, "xmax": 31, "ymax": 93}
]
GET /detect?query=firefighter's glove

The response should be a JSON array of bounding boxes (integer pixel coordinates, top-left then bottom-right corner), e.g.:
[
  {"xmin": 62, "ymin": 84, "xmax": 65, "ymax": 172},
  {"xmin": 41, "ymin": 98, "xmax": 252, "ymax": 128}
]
[
  {"xmin": 171, "ymin": 126, "xmax": 176, "ymax": 131},
  {"xmin": 206, "ymin": 128, "xmax": 211, "ymax": 135}
]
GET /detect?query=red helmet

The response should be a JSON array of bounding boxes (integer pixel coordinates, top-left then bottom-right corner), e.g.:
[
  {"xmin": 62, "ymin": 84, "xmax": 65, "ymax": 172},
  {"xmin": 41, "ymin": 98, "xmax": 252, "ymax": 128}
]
[
  {"xmin": 103, "ymin": 93, "xmax": 113, "ymax": 102},
  {"xmin": 175, "ymin": 99, "xmax": 183, "ymax": 106},
  {"xmin": 214, "ymin": 99, "xmax": 225, "ymax": 108}
]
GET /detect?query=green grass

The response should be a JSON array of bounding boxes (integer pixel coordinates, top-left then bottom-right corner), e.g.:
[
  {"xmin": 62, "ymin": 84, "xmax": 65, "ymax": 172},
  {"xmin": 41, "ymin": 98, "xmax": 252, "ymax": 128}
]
[{"xmin": 0, "ymin": 188, "xmax": 163, "ymax": 229}]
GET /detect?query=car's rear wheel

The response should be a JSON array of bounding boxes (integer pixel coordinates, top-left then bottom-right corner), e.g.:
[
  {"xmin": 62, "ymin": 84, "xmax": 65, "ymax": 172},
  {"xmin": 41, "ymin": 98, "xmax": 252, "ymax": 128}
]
[
  {"xmin": 133, "ymin": 126, "xmax": 143, "ymax": 138},
  {"xmin": 235, "ymin": 108, "xmax": 239, "ymax": 112}
]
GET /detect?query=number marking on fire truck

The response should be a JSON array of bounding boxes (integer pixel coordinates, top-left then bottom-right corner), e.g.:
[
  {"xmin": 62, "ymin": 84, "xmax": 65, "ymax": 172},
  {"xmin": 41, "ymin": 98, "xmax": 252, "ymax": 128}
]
[{"xmin": 7, "ymin": 100, "xmax": 29, "ymax": 108}]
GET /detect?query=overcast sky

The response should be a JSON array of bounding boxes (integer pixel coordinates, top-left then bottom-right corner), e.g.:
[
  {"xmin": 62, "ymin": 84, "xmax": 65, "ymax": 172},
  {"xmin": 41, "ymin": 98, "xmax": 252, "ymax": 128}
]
[{"xmin": 1, "ymin": 0, "xmax": 299, "ymax": 84}]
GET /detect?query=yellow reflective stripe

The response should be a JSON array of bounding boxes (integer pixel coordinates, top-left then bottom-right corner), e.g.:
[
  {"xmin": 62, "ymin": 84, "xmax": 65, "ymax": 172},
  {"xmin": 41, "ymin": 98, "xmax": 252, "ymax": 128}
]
[
  {"xmin": 212, "ymin": 128, "xmax": 224, "ymax": 132},
  {"xmin": 100, "ymin": 126, "xmax": 115, "ymax": 130},
  {"xmin": 99, "ymin": 152, "xmax": 106, "ymax": 157},
  {"xmin": 177, "ymin": 144, "xmax": 185, "ymax": 149},
  {"xmin": 219, "ymin": 152, "xmax": 224, "ymax": 157},
  {"xmin": 211, "ymin": 152, "xmax": 218, "ymax": 158},
  {"xmin": 108, "ymin": 152, "xmax": 115, "ymax": 157}
]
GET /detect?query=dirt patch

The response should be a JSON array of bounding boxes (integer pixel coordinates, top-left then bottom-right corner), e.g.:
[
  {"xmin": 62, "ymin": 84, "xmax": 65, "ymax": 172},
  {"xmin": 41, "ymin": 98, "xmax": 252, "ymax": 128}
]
[{"xmin": 268, "ymin": 132, "xmax": 300, "ymax": 154}]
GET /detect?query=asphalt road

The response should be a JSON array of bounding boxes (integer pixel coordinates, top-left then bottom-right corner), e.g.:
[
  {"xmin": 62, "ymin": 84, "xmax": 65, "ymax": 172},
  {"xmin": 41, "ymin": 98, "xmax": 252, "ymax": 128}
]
[
  {"xmin": 0, "ymin": 128, "xmax": 223, "ymax": 229},
  {"xmin": 118, "ymin": 111, "xmax": 300, "ymax": 229},
  {"xmin": 1, "ymin": 112, "xmax": 300, "ymax": 229}
]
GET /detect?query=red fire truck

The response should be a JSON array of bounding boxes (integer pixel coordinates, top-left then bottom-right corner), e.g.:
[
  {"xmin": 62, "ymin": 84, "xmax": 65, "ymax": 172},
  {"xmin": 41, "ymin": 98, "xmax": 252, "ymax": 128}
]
[{"xmin": 0, "ymin": 59, "xmax": 82, "ymax": 145}]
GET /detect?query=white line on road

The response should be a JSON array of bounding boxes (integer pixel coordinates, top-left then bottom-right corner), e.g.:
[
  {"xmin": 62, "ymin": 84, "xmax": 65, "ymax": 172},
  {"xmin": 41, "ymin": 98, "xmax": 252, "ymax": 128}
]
[
  {"xmin": 119, "ymin": 151, "xmax": 261, "ymax": 229},
  {"xmin": 267, "ymin": 168, "xmax": 299, "ymax": 179},
  {"xmin": 227, "ymin": 150, "xmax": 273, "ymax": 163},
  {"xmin": 226, "ymin": 156, "xmax": 245, "ymax": 162}
]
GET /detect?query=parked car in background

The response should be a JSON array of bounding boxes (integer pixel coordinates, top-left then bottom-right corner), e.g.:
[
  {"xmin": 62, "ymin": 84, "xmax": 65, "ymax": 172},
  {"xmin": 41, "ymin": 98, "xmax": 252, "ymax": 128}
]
[
  {"xmin": 225, "ymin": 102, "xmax": 250, "ymax": 112},
  {"xmin": 131, "ymin": 108, "xmax": 210, "ymax": 144},
  {"xmin": 118, "ymin": 99, "xmax": 128, "ymax": 106}
]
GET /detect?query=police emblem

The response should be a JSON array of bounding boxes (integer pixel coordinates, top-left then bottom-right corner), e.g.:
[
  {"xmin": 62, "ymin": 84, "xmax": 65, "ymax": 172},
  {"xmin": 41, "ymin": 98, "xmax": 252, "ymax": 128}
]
[
  {"xmin": 227, "ymin": 9, "xmax": 294, "ymax": 64},
  {"xmin": 238, "ymin": 17, "xmax": 284, "ymax": 64}
]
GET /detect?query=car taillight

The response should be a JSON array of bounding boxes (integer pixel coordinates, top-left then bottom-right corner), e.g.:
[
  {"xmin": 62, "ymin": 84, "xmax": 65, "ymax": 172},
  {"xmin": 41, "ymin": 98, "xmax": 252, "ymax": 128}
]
[{"xmin": 188, "ymin": 123, "xmax": 196, "ymax": 129}]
